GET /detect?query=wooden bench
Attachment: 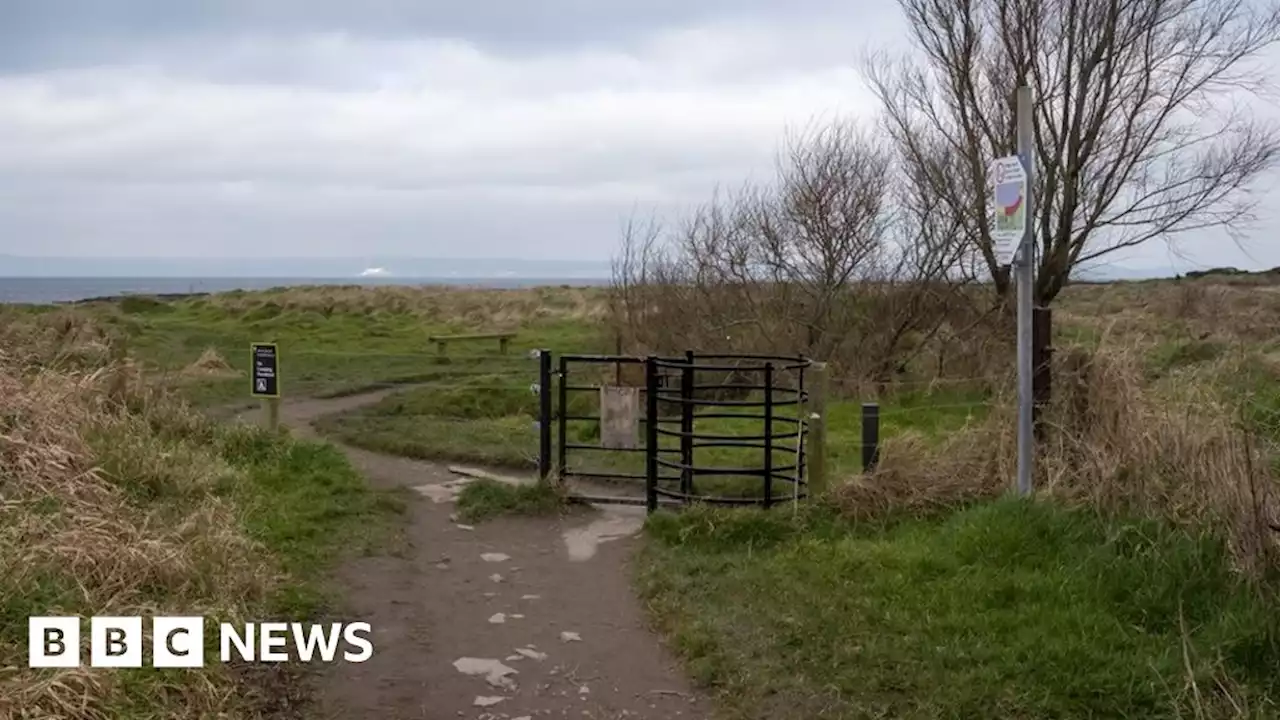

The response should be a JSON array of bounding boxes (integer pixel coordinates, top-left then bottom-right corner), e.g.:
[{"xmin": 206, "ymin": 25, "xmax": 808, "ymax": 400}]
[{"xmin": 427, "ymin": 332, "xmax": 517, "ymax": 356}]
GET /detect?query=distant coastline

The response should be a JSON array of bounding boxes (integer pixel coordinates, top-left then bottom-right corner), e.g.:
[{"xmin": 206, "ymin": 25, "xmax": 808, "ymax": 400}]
[{"xmin": 0, "ymin": 276, "xmax": 610, "ymax": 305}]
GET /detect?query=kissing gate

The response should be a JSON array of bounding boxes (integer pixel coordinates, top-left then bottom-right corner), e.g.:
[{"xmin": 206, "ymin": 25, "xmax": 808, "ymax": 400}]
[{"xmin": 533, "ymin": 351, "xmax": 813, "ymax": 512}]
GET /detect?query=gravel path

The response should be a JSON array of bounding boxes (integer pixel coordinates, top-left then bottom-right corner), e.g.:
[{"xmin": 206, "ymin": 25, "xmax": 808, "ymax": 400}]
[{"xmin": 227, "ymin": 393, "xmax": 711, "ymax": 720}]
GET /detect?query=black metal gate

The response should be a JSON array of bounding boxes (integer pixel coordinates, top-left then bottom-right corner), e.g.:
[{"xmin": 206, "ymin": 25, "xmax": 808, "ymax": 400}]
[{"xmin": 539, "ymin": 352, "xmax": 811, "ymax": 512}]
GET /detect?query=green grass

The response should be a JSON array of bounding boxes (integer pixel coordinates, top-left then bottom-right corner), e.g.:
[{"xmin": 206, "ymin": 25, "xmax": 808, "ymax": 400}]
[
  {"xmin": 85, "ymin": 289, "xmax": 991, "ymax": 498},
  {"xmin": 0, "ymin": 398, "xmax": 403, "ymax": 716},
  {"xmin": 89, "ymin": 290, "xmax": 601, "ymax": 407},
  {"xmin": 214, "ymin": 426, "xmax": 408, "ymax": 616},
  {"xmin": 85, "ymin": 416, "xmax": 407, "ymax": 620},
  {"xmin": 455, "ymin": 479, "xmax": 566, "ymax": 523},
  {"xmin": 637, "ymin": 499, "xmax": 1280, "ymax": 719},
  {"xmin": 314, "ymin": 377, "xmax": 991, "ymax": 498}
]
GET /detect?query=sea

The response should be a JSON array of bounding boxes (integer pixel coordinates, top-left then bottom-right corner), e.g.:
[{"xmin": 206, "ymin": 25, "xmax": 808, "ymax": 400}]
[{"xmin": 0, "ymin": 277, "xmax": 611, "ymax": 305}]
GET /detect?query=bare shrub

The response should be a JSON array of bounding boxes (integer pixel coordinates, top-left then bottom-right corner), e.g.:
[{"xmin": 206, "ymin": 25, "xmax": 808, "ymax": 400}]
[{"xmin": 609, "ymin": 119, "xmax": 988, "ymax": 390}]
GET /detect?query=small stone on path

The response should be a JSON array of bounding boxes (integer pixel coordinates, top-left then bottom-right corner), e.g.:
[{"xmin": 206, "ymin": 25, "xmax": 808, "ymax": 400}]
[
  {"xmin": 515, "ymin": 647, "xmax": 547, "ymax": 661},
  {"xmin": 560, "ymin": 631, "xmax": 581, "ymax": 643},
  {"xmin": 521, "ymin": 594, "xmax": 541, "ymax": 600},
  {"xmin": 473, "ymin": 696, "xmax": 505, "ymax": 707},
  {"xmin": 453, "ymin": 657, "xmax": 519, "ymax": 691},
  {"xmin": 481, "ymin": 552, "xmax": 510, "ymax": 563},
  {"xmin": 488, "ymin": 613, "xmax": 506, "ymax": 624},
  {"xmin": 489, "ymin": 573, "xmax": 504, "ymax": 583},
  {"xmin": 456, "ymin": 524, "xmax": 475, "ymax": 531}
]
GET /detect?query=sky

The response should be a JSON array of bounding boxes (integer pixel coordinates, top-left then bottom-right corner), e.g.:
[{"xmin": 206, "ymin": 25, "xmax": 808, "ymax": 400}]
[{"xmin": 1, "ymin": 0, "xmax": 1277, "ymax": 275}]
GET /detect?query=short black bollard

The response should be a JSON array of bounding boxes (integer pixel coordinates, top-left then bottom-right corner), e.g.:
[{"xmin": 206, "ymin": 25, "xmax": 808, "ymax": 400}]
[
  {"xmin": 537, "ymin": 349, "xmax": 553, "ymax": 482},
  {"xmin": 861, "ymin": 403, "xmax": 880, "ymax": 473}
]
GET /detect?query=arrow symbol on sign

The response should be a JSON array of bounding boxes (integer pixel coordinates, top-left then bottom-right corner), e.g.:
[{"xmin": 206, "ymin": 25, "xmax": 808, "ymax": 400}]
[{"xmin": 256, "ymin": 379, "xmax": 267, "ymax": 392}]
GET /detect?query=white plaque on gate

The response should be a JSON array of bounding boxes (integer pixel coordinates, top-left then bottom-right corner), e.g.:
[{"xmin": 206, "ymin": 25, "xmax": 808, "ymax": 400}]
[{"xmin": 599, "ymin": 386, "xmax": 640, "ymax": 449}]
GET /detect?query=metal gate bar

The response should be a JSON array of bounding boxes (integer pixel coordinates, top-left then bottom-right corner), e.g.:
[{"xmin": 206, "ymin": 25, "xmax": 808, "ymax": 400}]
[{"xmin": 546, "ymin": 351, "xmax": 811, "ymax": 512}]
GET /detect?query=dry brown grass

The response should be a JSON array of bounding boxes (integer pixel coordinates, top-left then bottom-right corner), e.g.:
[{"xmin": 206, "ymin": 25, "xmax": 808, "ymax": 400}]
[
  {"xmin": 1057, "ymin": 277, "xmax": 1280, "ymax": 347},
  {"xmin": 838, "ymin": 338, "xmax": 1280, "ymax": 573},
  {"xmin": 0, "ymin": 332, "xmax": 278, "ymax": 718},
  {"xmin": 606, "ymin": 272, "xmax": 1280, "ymax": 570},
  {"xmin": 183, "ymin": 347, "xmax": 239, "ymax": 378},
  {"xmin": 203, "ymin": 284, "xmax": 609, "ymax": 327}
]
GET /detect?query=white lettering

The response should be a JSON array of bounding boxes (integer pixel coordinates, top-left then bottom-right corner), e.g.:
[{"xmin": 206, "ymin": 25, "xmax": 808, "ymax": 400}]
[
  {"xmin": 220, "ymin": 623, "xmax": 255, "ymax": 662},
  {"xmin": 259, "ymin": 622, "xmax": 289, "ymax": 661},
  {"xmin": 290, "ymin": 623, "xmax": 343, "ymax": 662},
  {"xmin": 342, "ymin": 623, "xmax": 374, "ymax": 662}
]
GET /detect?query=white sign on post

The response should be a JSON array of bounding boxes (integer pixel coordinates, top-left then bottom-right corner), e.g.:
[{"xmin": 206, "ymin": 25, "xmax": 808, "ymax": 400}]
[
  {"xmin": 990, "ymin": 155, "xmax": 1027, "ymax": 266},
  {"xmin": 599, "ymin": 386, "xmax": 640, "ymax": 450}
]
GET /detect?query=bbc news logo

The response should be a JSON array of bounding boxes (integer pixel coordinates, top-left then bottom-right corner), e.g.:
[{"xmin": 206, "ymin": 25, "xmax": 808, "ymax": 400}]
[{"xmin": 28, "ymin": 617, "xmax": 373, "ymax": 668}]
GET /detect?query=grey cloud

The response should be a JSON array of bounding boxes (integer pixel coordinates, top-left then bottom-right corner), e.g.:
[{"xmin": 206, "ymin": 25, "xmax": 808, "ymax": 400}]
[
  {"xmin": 2, "ymin": 0, "xmax": 879, "ymax": 69},
  {"xmin": 0, "ymin": 0, "xmax": 1270, "ymax": 271}
]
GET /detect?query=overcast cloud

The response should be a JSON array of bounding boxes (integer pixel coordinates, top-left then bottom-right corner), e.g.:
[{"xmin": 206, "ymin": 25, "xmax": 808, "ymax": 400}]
[{"xmin": 1, "ymin": 0, "xmax": 1276, "ymax": 271}]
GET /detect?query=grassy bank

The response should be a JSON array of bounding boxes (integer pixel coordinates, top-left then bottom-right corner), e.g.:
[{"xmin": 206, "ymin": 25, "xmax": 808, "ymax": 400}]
[
  {"xmin": 0, "ymin": 331, "xmax": 402, "ymax": 718},
  {"xmin": 626, "ymin": 279, "xmax": 1280, "ymax": 719},
  {"xmin": 638, "ymin": 501, "xmax": 1280, "ymax": 719},
  {"xmin": 39, "ymin": 284, "xmax": 606, "ymax": 407}
]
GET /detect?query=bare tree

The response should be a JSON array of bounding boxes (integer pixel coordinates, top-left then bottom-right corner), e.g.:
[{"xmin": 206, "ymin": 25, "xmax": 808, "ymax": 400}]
[
  {"xmin": 747, "ymin": 121, "xmax": 898, "ymax": 358},
  {"xmin": 610, "ymin": 118, "xmax": 977, "ymax": 384},
  {"xmin": 867, "ymin": 0, "xmax": 1280, "ymax": 305}
]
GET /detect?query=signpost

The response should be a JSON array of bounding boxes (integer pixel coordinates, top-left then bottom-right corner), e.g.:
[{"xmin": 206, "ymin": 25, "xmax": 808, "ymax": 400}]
[
  {"xmin": 1013, "ymin": 86, "xmax": 1035, "ymax": 498},
  {"xmin": 251, "ymin": 343, "xmax": 280, "ymax": 431},
  {"xmin": 989, "ymin": 88, "xmax": 1035, "ymax": 498},
  {"xmin": 990, "ymin": 154, "xmax": 1027, "ymax": 267}
]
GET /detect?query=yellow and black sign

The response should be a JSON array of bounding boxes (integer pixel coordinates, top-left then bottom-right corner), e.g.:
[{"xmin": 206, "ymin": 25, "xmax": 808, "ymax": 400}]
[{"xmin": 250, "ymin": 343, "xmax": 280, "ymax": 397}]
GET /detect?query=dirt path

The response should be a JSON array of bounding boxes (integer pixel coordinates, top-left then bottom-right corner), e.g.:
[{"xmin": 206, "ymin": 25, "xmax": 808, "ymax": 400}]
[{"xmin": 227, "ymin": 392, "xmax": 711, "ymax": 720}]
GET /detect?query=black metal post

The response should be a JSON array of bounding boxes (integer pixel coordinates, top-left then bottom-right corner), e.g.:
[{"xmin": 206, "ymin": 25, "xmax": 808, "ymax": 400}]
[
  {"xmin": 557, "ymin": 355, "xmax": 569, "ymax": 485},
  {"xmin": 1032, "ymin": 306, "xmax": 1053, "ymax": 442},
  {"xmin": 538, "ymin": 349, "xmax": 552, "ymax": 482},
  {"xmin": 762, "ymin": 362, "xmax": 774, "ymax": 509},
  {"xmin": 861, "ymin": 402, "xmax": 880, "ymax": 473},
  {"xmin": 680, "ymin": 350, "xmax": 695, "ymax": 498},
  {"xmin": 796, "ymin": 364, "xmax": 807, "ymax": 491},
  {"xmin": 645, "ymin": 356, "xmax": 659, "ymax": 513}
]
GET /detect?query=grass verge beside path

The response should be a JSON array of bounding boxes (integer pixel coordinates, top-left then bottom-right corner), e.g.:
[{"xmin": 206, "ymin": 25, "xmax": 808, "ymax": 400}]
[
  {"xmin": 0, "ymin": 355, "xmax": 403, "ymax": 719},
  {"xmin": 455, "ymin": 479, "xmax": 566, "ymax": 523},
  {"xmin": 637, "ymin": 500, "xmax": 1280, "ymax": 720}
]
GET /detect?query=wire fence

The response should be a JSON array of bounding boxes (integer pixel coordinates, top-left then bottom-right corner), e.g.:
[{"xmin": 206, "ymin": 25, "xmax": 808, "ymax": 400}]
[
  {"xmin": 161, "ymin": 341, "xmax": 1280, "ymax": 511},
  {"xmin": 173, "ymin": 343, "xmax": 1011, "ymax": 474}
]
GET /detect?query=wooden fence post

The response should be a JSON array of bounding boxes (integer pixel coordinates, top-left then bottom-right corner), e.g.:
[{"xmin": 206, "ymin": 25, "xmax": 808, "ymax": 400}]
[
  {"xmin": 806, "ymin": 362, "xmax": 828, "ymax": 497},
  {"xmin": 1032, "ymin": 306, "xmax": 1053, "ymax": 442}
]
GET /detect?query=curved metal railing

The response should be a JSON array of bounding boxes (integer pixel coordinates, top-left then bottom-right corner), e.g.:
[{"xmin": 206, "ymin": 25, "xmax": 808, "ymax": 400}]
[{"xmin": 644, "ymin": 353, "xmax": 811, "ymax": 510}]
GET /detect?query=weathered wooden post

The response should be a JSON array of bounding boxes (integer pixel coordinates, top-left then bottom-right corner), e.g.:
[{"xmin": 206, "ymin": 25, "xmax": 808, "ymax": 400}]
[{"xmin": 806, "ymin": 362, "xmax": 828, "ymax": 497}]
